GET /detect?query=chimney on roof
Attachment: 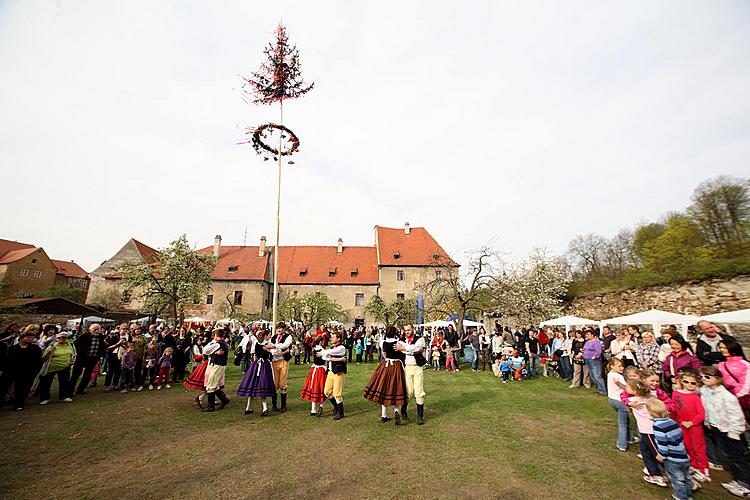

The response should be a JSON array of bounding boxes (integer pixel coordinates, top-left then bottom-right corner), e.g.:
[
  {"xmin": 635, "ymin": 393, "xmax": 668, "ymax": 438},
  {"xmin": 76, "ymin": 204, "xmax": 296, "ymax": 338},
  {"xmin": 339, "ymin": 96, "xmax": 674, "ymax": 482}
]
[
  {"xmin": 337, "ymin": 238, "xmax": 343, "ymax": 254},
  {"xmin": 259, "ymin": 236, "xmax": 267, "ymax": 257},
  {"xmin": 213, "ymin": 235, "xmax": 222, "ymax": 258},
  {"xmin": 404, "ymin": 222, "xmax": 411, "ymax": 235}
]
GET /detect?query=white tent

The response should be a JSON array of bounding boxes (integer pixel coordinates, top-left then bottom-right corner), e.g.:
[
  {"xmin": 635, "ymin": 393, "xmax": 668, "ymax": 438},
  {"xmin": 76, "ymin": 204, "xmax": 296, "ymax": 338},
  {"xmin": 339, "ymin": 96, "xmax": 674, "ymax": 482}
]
[
  {"xmin": 600, "ymin": 309, "xmax": 697, "ymax": 337},
  {"xmin": 129, "ymin": 316, "xmax": 151, "ymax": 324},
  {"xmin": 461, "ymin": 320, "xmax": 484, "ymax": 328},
  {"xmin": 66, "ymin": 316, "xmax": 114, "ymax": 326},
  {"xmin": 417, "ymin": 319, "xmax": 452, "ymax": 328},
  {"xmin": 215, "ymin": 318, "xmax": 235, "ymax": 325},
  {"xmin": 698, "ymin": 309, "xmax": 750, "ymax": 325},
  {"xmin": 539, "ymin": 315, "xmax": 599, "ymax": 333},
  {"xmin": 184, "ymin": 316, "xmax": 210, "ymax": 323}
]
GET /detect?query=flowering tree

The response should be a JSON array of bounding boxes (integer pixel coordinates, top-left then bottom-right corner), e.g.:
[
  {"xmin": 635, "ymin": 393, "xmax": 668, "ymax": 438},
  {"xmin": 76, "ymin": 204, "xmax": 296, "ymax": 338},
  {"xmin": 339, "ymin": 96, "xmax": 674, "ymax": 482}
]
[{"xmin": 492, "ymin": 249, "xmax": 569, "ymax": 326}]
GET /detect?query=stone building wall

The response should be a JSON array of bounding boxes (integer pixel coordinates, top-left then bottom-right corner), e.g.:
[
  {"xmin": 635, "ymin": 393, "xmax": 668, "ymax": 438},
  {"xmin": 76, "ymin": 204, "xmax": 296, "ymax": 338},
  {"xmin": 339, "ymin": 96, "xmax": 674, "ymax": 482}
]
[{"xmin": 279, "ymin": 283, "xmax": 380, "ymax": 324}]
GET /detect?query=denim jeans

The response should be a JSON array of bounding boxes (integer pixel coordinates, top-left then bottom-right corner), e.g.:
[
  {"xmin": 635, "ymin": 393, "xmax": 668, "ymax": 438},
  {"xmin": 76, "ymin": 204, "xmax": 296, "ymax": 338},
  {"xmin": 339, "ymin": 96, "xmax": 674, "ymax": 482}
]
[
  {"xmin": 664, "ymin": 460, "xmax": 692, "ymax": 500},
  {"xmin": 528, "ymin": 354, "xmax": 539, "ymax": 378},
  {"xmin": 609, "ymin": 398, "xmax": 632, "ymax": 450},
  {"xmin": 585, "ymin": 359, "xmax": 606, "ymax": 394},
  {"xmin": 560, "ymin": 356, "xmax": 572, "ymax": 380}
]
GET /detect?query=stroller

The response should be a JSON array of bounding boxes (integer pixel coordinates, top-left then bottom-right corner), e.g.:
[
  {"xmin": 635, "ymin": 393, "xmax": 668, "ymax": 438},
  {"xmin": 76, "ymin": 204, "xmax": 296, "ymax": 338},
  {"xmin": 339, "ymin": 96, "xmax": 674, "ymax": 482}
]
[{"xmin": 547, "ymin": 354, "xmax": 561, "ymax": 378}]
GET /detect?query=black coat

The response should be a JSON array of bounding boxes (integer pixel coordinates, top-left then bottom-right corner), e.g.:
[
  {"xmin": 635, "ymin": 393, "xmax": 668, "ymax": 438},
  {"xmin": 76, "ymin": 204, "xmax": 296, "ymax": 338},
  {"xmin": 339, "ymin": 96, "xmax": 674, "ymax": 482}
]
[{"xmin": 696, "ymin": 332, "xmax": 735, "ymax": 366}]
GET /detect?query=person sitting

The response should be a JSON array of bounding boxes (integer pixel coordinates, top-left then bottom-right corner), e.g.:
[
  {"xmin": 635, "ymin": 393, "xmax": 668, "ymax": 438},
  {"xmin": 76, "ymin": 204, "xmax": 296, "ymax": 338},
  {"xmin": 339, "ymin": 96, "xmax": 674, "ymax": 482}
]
[{"xmin": 509, "ymin": 350, "xmax": 525, "ymax": 381}]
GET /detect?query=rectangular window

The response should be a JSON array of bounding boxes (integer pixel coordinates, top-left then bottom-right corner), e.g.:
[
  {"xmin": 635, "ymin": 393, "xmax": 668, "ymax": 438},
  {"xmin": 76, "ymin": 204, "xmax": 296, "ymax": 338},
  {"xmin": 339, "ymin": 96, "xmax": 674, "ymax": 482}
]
[
  {"xmin": 292, "ymin": 290, "xmax": 298, "ymax": 297},
  {"xmin": 396, "ymin": 270, "xmax": 405, "ymax": 281},
  {"xmin": 206, "ymin": 294, "xmax": 213, "ymax": 305},
  {"xmin": 31, "ymin": 258, "xmax": 37, "ymax": 264},
  {"xmin": 396, "ymin": 293, "xmax": 405, "ymax": 301},
  {"xmin": 228, "ymin": 266, "xmax": 238, "ymax": 273},
  {"xmin": 234, "ymin": 290, "xmax": 243, "ymax": 305},
  {"xmin": 351, "ymin": 271, "xmax": 358, "ymax": 277},
  {"xmin": 122, "ymin": 290, "xmax": 131, "ymax": 303},
  {"xmin": 32, "ymin": 271, "xmax": 42, "ymax": 278},
  {"xmin": 355, "ymin": 293, "xmax": 365, "ymax": 306},
  {"xmin": 19, "ymin": 269, "xmax": 29, "ymax": 277},
  {"xmin": 435, "ymin": 270, "xmax": 442, "ymax": 279},
  {"xmin": 299, "ymin": 268, "xmax": 307, "ymax": 277}
]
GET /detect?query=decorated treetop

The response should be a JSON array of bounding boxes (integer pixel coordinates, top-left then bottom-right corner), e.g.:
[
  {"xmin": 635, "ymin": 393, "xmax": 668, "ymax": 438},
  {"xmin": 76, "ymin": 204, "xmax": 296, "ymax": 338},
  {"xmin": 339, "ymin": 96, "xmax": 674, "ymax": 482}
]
[{"xmin": 241, "ymin": 23, "xmax": 314, "ymax": 106}]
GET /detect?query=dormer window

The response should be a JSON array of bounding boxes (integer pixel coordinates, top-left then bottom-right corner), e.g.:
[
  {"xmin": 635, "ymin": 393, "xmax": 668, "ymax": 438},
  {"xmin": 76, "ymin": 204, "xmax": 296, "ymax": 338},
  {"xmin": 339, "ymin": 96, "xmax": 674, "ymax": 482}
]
[
  {"xmin": 350, "ymin": 267, "xmax": 358, "ymax": 278},
  {"xmin": 228, "ymin": 266, "xmax": 238, "ymax": 273},
  {"xmin": 328, "ymin": 267, "xmax": 337, "ymax": 277},
  {"xmin": 299, "ymin": 267, "xmax": 308, "ymax": 277},
  {"xmin": 393, "ymin": 251, "xmax": 400, "ymax": 260}
]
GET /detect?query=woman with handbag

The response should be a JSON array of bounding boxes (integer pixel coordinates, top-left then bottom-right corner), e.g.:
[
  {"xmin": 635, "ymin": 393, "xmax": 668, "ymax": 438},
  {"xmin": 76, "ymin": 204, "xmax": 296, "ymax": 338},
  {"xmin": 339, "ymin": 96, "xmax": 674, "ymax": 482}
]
[
  {"xmin": 569, "ymin": 330, "xmax": 590, "ymax": 389},
  {"xmin": 38, "ymin": 331, "xmax": 76, "ymax": 405}
]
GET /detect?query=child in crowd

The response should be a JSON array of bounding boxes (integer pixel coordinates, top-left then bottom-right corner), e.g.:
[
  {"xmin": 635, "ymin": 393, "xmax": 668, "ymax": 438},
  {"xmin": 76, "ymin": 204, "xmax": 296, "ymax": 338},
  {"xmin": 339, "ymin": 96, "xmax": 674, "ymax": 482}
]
[
  {"xmin": 356, "ymin": 339, "xmax": 364, "ymax": 365},
  {"xmin": 626, "ymin": 379, "xmax": 668, "ymax": 487},
  {"xmin": 624, "ymin": 365, "xmax": 641, "ymax": 382},
  {"xmin": 500, "ymin": 356, "xmax": 511, "ymax": 383},
  {"xmin": 672, "ymin": 368, "xmax": 710, "ymax": 483},
  {"xmin": 606, "ymin": 358, "xmax": 630, "ymax": 451},
  {"xmin": 156, "ymin": 347, "xmax": 173, "ymax": 390},
  {"xmin": 509, "ymin": 351, "xmax": 525, "ymax": 381},
  {"xmin": 293, "ymin": 341, "xmax": 302, "ymax": 365},
  {"xmin": 492, "ymin": 357, "xmax": 501, "ymax": 377},
  {"xmin": 90, "ymin": 361, "xmax": 100, "ymax": 387},
  {"xmin": 540, "ymin": 354, "xmax": 548, "ymax": 377},
  {"xmin": 143, "ymin": 339, "xmax": 159, "ymax": 390},
  {"xmin": 431, "ymin": 345, "xmax": 441, "ymax": 370},
  {"xmin": 699, "ymin": 366, "xmax": 750, "ymax": 497},
  {"xmin": 648, "ymin": 398, "xmax": 693, "ymax": 500},
  {"xmin": 445, "ymin": 345, "xmax": 457, "ymax": 372},
  {"xmin": 118, "ymin": 343, "xmax": 136, "ymax": 393},
  {"xmin": 640, "ymin": 369, "xmax": 678, "ymax": 417}
]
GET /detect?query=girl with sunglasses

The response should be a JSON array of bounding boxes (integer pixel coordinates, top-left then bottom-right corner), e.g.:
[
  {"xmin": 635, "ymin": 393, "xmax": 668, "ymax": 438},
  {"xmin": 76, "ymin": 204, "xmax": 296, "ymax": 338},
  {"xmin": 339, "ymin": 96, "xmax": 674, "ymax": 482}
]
[{"xmin": 672, "ymin": 368, "xmax": 710, "ymax": 483}]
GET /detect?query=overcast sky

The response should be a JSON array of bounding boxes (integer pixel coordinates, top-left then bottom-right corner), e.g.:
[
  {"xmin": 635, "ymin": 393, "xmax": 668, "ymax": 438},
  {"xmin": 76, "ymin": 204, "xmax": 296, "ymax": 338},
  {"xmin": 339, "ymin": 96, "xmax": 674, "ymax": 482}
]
[{"xmin": 1, "ymin": 1, "xmax": 749, "ymax": 272}]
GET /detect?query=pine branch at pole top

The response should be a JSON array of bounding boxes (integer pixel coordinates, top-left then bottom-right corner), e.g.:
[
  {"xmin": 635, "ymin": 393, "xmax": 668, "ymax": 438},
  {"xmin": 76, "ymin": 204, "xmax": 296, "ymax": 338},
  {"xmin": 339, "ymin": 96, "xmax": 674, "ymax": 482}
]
[{"xmin": 239, "ymin": 23, "xmax": 313, "ymax": 335}]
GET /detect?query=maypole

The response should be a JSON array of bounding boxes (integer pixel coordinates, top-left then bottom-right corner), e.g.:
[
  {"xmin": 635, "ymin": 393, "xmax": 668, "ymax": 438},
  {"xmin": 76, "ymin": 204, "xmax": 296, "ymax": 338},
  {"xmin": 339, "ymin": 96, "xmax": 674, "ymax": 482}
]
[{"xmin": 239, "ymin": 23, "xmax": 313, "ymax": 335}]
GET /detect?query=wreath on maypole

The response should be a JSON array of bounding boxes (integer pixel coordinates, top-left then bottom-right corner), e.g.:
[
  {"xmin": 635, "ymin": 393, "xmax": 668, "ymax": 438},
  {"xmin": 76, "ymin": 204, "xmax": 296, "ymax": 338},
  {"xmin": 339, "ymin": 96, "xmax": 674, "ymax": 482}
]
[{"xmin": 239, "ymin": 123, "xmax": 300, "ymax": 164}]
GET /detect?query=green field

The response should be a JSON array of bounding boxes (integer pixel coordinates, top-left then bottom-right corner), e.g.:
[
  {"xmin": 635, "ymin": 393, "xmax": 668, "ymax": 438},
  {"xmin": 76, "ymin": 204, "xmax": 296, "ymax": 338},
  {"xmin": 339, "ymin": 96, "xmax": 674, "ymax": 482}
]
[{"xmin": 0, "ymin": 362, "xmax": 733, "ymax": 499}]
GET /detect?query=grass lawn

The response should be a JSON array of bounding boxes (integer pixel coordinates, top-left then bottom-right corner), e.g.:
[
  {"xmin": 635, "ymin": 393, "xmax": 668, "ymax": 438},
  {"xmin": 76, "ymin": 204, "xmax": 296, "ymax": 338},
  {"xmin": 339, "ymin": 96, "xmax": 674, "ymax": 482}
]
[{"xmin": 0, "ymin": 361, "xmax": 734, "ymax": 499}]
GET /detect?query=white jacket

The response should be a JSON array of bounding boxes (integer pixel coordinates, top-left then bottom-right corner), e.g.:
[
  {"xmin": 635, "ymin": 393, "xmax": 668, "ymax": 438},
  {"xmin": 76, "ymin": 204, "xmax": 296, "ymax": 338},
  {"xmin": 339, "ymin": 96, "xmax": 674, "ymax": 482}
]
[{"xmin": 701, "ymin": 384, "xmax": 747, "ymax": 440}]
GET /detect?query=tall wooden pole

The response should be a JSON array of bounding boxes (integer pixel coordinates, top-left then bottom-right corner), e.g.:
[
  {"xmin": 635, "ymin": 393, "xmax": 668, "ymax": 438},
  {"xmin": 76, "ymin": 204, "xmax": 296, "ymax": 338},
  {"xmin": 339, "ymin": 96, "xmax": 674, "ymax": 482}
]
[{"xmin": 271, "ymin": 99, "xmax": 283, "ymax": 336}]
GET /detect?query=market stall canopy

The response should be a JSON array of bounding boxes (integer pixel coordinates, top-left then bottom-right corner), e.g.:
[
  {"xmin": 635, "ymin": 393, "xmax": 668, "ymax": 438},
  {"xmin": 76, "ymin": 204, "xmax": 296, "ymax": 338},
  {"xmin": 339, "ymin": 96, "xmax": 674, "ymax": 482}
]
[
  {"xmin": 600, "ymin": 309, "xmax": 697, "ymax": 337},
  {"xmin": 539, "ymin": 315, "xmax": 599, "ymax": 333},
  {"xmin": 417, "ymin": 319, "xmax": 452, "ymax": 328},
  {"xmin": 184, "ymin": 316, "xmax": 209, "ymax": 323},
  {"xmin": 698, "ymin": 309, "xmax": 750, "ymax": 325},
  {"xmin": 462, "ymin": 320, "xmax": 484, "ymax": 327},
  {"xmin": 68, "ymin": 315, "xmax": 115, "ymax": 325},
  {"xmin": 0, "ymin": 297, "xmax": 103, "ymax": 317}
]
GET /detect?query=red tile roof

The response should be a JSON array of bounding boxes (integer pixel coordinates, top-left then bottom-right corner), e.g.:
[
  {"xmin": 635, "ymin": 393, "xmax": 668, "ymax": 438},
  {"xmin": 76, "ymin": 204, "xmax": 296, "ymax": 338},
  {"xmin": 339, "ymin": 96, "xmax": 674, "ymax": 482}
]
[
  {"xmin": 375, "ymin": 226, "xmax": 457, "ymax": 266},
  {"xmin": 276, "ymin": 246, "xmax": 379, "ymax": 285},
  {"xmin": 132, "ymin": 239, "xmax": 158, "ymax": 263},
  {"xmin": 0, "ymin": 239, "xmax": 35, "ymax": 263},
  {"xmin": 51, "ymin": 259, "xmax": 89, "ymax": 278},
  {"xmin": 196, "ymin": 246, "xmax": 270, "ymax": 281},
  {"xmin": 0, "ymin": 247, "xmax": 38, "ymax": 264}
]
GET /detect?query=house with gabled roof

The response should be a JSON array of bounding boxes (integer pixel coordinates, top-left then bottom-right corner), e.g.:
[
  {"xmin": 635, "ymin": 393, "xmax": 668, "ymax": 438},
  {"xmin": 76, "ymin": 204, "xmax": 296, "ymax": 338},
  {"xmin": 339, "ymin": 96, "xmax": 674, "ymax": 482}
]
[{"xmin": 88, "ymin": 224, "xmax": 457, "ymax": 325}]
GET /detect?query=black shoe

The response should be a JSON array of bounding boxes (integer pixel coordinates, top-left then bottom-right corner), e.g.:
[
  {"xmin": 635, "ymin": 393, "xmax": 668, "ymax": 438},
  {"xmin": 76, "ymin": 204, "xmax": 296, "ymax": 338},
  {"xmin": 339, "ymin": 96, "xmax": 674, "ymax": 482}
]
[
  {"xmin": 202, "ymin": 405, "xmax": 215, "ymax": 412},
  {"xmin": 310, "ymin": 412, "xmax": 317, "ymax": 417},
  {"xmin": 401, "ymin": 403, "xmax": 410, "ymax": 421},
  {"xmin": 194, "ymin": 395, "xmax": 204, "ymax": 410},
  {"xmin": 245, "ymin": 409, "xmax": 254, "ymax": 415},
  {"xmin": 202, "ymin": 393, "xmax": 216, "ymax": 412},
  {"xmin": 217, "ymin": 390, "xmax": 230, "ymax": 409},
  {"xmin": 261, "ymin": 409, "xmax": 268, "ymax": 416},
  {"xmin": 334, "ymin": 402, "xmax": 344, "ymax": 420},
  {"xmin": 280, "ymin": 393, "xmax": 287, "ymax": 412},
  {"xmin": 381, "ymin": 417, "xmax": 391, "ymax": 423},
  {"xmin": 328, "ymin": 397, "xmax": 338, "ymax": 419},
  {"xmin": 317, "ymin": 405, "xmax": 324, "ymax": 417},
  {"xmin": 394, "ymin": 411, "xmax": 401, "ymax": 426},
  {"xmin": 272, "ymin": 392, "xmax": 279, "ymax": 412},
  {"xmin": 417, "ymin": 403, "xmax": 424, "ymax": 425}
]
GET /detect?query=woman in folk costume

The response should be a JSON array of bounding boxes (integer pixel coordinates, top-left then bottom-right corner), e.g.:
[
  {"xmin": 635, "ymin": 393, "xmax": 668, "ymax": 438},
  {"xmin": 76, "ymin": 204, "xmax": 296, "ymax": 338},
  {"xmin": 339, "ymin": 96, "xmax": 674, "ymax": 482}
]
[
  {"xmin": 183, "ymin": 355, "xmax": 209, "ymax": 410},
  {"xmin": 237, "ymin": 329, "xmax": 276, "ymax": 416},
  {"xmin": 301, "ymin": 336, "xmax": 327, "ymax": 416},
  {"xmin": 363, "ymin": 325, "xmax": 408, "ymax": 425}
]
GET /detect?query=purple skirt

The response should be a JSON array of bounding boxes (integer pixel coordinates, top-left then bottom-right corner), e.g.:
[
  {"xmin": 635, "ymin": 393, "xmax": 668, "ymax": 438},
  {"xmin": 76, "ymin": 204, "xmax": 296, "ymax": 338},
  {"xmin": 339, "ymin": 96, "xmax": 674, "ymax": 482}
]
[{"xmin": 237, "ymin": 359, "xmax": 275, "ymax": 398}]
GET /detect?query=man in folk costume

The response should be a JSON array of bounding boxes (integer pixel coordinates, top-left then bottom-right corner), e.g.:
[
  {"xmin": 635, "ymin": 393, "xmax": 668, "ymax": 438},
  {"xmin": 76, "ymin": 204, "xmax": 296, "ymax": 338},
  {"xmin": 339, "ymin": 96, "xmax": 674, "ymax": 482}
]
[
  {"xmin": 318, "ymin": 331, "xmax": 347, "ymax": 420},
  {"xmin": 201, "ymin": 330, "xmax": 230, "ymax": 412},
  {"xmin": 270, "ymin": 322, "xmax": 293, "ymax": 412},
  {"xmin": 395, "ymin": 323, "xmax": 427, "ymax": 425}
]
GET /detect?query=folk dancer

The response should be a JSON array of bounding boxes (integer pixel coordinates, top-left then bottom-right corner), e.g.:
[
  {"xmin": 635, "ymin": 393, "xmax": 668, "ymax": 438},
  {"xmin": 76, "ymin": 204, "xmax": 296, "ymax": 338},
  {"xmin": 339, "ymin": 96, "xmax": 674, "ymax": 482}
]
[
  {"xmin": 201, "ymin": 330, "xmax": 230, "ymax": 412},
  {"xmin": 395, "ymin": 323, "xmax": 427, "ymax": 425},
  {"xmin": 270, "ymin": 322, "xmax": 293, "ymax": 412},
  {"xmin": 319, "ymin": 331, "xmax": 347, "ymax": 420}
]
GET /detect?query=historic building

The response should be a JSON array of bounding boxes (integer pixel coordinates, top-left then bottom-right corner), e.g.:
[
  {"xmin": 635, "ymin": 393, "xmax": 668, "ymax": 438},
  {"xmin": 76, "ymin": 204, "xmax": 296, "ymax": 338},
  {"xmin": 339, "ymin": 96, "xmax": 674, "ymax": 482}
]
[
  {"xmin": 0, "ymin": 238, "xmax": 91, "ymax": 301},
  {"xmin": 86, "ymin": 224, "xmax": 457, "ymax": 325}
]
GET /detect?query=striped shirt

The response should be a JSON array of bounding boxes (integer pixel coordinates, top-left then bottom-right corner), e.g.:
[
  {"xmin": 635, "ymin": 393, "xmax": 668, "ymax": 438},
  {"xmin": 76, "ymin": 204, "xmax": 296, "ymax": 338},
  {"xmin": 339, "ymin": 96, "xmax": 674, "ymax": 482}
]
[{"xmin": 652, "ymin": 417, "xmax": 690, "ymax": 463}]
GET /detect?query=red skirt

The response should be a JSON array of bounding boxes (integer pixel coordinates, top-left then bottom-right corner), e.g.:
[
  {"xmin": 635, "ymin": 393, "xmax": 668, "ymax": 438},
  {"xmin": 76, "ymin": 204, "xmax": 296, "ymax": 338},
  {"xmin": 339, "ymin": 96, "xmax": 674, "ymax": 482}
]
[
  {"xmin": 363, "ymin": 360, "xmax": 407, "ymax": 406},
  {"xmin": 183, "ymin": 361, "xmax": 208, "ymax": 391},
  {"xmin": 300, "ymin": 365, "xmax": 327, "ymax": 403}
]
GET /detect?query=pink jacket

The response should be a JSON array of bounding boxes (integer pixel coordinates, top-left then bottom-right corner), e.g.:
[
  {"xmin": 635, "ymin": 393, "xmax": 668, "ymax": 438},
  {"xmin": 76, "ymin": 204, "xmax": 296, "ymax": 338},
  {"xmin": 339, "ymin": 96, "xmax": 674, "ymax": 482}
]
[
  {"xmin": 621, "ymin": 387, "xmax": 678, "ymax": 418},
  {"xmin": 719, "ymin": 356, "xmax": 750, "ymax": 406}
]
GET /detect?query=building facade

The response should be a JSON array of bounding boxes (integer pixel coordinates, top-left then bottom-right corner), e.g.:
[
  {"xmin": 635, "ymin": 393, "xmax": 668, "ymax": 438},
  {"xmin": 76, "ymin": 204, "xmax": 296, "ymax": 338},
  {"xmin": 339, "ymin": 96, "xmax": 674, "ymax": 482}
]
[{"xmin": 87, "ymin": 224, "xmax": 457, "ymax": 325}]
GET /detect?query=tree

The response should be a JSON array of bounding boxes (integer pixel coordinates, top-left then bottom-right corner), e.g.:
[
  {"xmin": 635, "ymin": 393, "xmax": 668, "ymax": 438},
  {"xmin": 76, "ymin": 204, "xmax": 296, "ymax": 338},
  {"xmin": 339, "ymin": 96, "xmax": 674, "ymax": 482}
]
[
  {"xmin": 278, "ymin": 291, "xmax": 347, "ymax": 336},
  {"xmin": 632, "ymin": 222, "xmax": 666, "ymax": 262},
  {"xmin": 364, "ymin": 295, "xmax": 418, "ymax": 327},
  {"xmin": 42, "ymin": 285, "xmax": 85, "ymax": 303},
  {"xmin": 566, "ymin": 233, "xmax": 607, "ymax": 277},
  {"xmin": 687, "ymin": 176, "xmax": 750, "ymax": 253},
  {"xmin": 640, "ymin": 214, "xmax": 713, "ymax": 277},
  {"xmin": 120, "ymin": 235, "xmax": 216, "ymax": 324},
  {"xmin": 492, "ymin": 249, "xmax": 569, "ymax": 326},
  {"xmin": 86, "ymin": 287, "xmax": 124, "ymax": 314},
  {"xmin": 423, "ymin": 247, "xmax": 497, "ymax": 336}
]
